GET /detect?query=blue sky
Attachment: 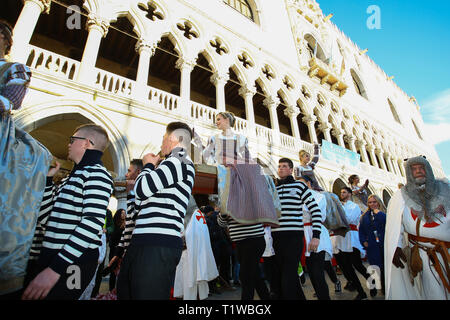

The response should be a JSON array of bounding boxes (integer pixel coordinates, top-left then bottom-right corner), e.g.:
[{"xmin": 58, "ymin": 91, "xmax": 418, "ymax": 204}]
[{"xmin": 318, "ymin": 0, "xmax": 450, "ymax": 180}]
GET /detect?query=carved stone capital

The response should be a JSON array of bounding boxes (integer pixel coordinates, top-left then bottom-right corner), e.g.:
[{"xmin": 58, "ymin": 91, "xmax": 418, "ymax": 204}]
[
  {"xmin": 238, "ymin": 85, "xmax": 256, "ymax": 98},
  {"xmin": 26, "ymin": 0, "xmax": 51, "ymax": 14},
  {"xmin": 210, "ymin": 71, "xmax": 229, "ymax": 86},
  {"xmin": 86, "ymin": 13, "xmax": 110, "ymax": 37},
  {"xmin": 302, "ymin": 114, "xmax": 317, "ymax": 125},
  {"xmin": 263, "ymin": 96, "xmax": 280, "ymax": 109},
  {"xmin": 355, "ymin": 139, "xmax": 366, "ymax": 149},
  {"xmin": 135, "ymin": 39, "xmax": 157, "ymax": 56},
  {"xmin": 175, "ymin": 57, "xmax": 197, "ymax": 72},
  {"xmin": 284, "ymin": 106, "xmax": 301, "ymax": 119},
  {"xmin": 331, "ymin": 128, "xmax": 342, "ymax": 137}
]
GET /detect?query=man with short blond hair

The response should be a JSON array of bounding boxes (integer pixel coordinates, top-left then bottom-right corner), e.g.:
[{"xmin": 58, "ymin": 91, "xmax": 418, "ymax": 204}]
[{"xmin": 23, "ymin": 124, "xmax": 113, "ymax": 300}]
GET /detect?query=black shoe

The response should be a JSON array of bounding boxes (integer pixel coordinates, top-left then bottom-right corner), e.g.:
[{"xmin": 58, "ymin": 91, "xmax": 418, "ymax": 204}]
[
  {"xmin": 334, "ymin": 280, "xmax": 342, "ymax": 293},
  {"xmin": 354, "ymin": 292, "xmax": 368, "ymax": 300},
  {"xmin": 300, "ymin": 273, "xmax": 306, "ymax": 285},
  {"xmin": 370, "ymin": 288, "xmax": 377, "ymax": 297},
  {"xmin": 344, "ymin": 282, "xmax": 356, "ymax": 292}
]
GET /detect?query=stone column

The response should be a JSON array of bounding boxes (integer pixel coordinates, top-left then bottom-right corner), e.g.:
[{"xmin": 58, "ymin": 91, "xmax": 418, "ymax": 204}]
[
  {"xmin": 10, "ymin": 0, "xmax": 51, "ymax": 63},
  {"xmin": 397, "ymin": 158, "xmax": 406, "ymax": 177},
  {"xmin": 238, "ymin": 85, "xmax": 257, "ymax": 139},
  {"xmin": 355, "ymin": 139, "xmax": 370, "ymax": 164},
  {"xmin": 303, "ymin": 114, "xmax": 318, "ymax": 143},
  {"xmin": 318, "ymin": 122, "xmax": 332, "ymax": 142},
  {"xmin": 263, "ymin": 96, "xmax": 281, "ymax": 146},
  {"xmin": 366, "ymin": 144, "xmax": 379, "ymax": 168},
  {"xmin": 113, "ymin": 184, "xmax": 128, "ymax": 212},
  {"xmin": 375, "ymin": 148, "xmax": 387, "ymax": 171},
  {"xmin": 76, "ymin": 14, "xmax": 110, "ymax": 84},
  {"xmin": 345, "ymin": 135, "xmax": 357, "ymax": 153},
  {"xmin": 134, "ymin": 39, "xmax": 156, "ymax": 99},
  {"xmin": 284, "ymin": 106, "xmax": 301, "ymax": 140},
  {"xmin": 333, "ymin": 129, "xmax": 346, "ymax": 148},
  {"xmin": 210, "ymin": 71, "xmax": 229, "ymax": 112},
  {"xmin": 176, "ymin": 57, "xmax": 196, "ymax": 117},
  {"xmin": 384, "ymin": 153, "xmax": 394, "ymax": 173}
]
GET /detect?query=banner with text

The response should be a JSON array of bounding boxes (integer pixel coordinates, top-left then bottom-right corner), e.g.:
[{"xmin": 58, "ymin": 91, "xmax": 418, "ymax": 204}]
[{"xmin": 321, "ymin": 140, "xmax": 360, "ymax": 167}]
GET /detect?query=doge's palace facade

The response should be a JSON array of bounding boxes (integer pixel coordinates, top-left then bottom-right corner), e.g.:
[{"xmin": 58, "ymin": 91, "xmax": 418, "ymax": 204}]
[{"xmin": 3, "ymin": 0, "xmax": 445, "ymax": 208}]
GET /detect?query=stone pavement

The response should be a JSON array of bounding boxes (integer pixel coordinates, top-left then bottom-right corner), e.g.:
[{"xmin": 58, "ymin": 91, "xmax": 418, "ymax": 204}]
[
  {"xmin": 205, "ymin": 263, "xmax": 385, "ymax": 301},
  {"xmin": 99, "ymin": 262, "xmax": 385, "ymax": 300}
]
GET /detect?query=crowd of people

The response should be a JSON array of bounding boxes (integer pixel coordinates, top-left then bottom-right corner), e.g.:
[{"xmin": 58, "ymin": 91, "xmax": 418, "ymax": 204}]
[{"xmin": 1, "ymin": 19, "xmax": 449, "ymax": 301}]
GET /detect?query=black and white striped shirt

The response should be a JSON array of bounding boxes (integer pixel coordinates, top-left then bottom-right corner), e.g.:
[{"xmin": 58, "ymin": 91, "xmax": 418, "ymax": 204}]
[
  {"xmin": 217, "ymin": 215, "xmax": 265, "ymax": 242},
  {"xmin": 131, "ymin": 147, "xmax": 195, "ymax": 249},
  {"xmin": 114, "ymin": 192, "xmax": 137, "ymax": 258},
  {"xmin": 33, "ymin": 150, "xmax": 113, "ymax": 275},
  {"xmin": 273, "ymin": 176, "xmax": 322, "ymax": 238}
]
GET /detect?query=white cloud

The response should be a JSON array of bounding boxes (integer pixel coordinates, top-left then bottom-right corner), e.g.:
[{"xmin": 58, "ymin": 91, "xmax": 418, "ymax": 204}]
[
  {"xmin": 422, "ymin": 122, "xmax": 450, "ymax": 145},
  {"xmin": 420, "ymin": 88, "xmax": 450, "ymax": 145},
  {"xmin": 421, "ymin": 88, "xmax": 450, "ymax": 124}
]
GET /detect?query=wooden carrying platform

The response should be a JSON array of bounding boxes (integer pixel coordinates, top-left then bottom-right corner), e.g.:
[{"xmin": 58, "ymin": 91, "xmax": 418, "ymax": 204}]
[{"xmin": 192, "ymin": 164, "xmax": 218, "ymax": 195}]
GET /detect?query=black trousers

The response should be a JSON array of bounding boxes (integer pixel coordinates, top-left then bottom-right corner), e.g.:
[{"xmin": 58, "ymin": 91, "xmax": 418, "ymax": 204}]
[
  {"xmin": 117, "ymin": 244, "xmax": 181, "ymax": 300},
  {"xmin": 334, "ymin": 250, "xmax": 366, "ymax": 295},
  {"xmin": 350, "ymin": 248, "xmax": 369, "ymax": 279},
  {"xmin": 272, "ymin": 231, "xmax": 306, "ymax": 300},
  {"xmin": 305, "ymin": 251, "xmax": 330, "ymax": 300},
  {"xmin": 25, "ymin": 248, "xmax": 98, "ymax": 300},
  {"xmin": 235, "ymin": 236, "xmax": 270, "ymax": 300},
  {"xmin": 324, "ymin": 260, "xmax": 338, "ymax": 283}
]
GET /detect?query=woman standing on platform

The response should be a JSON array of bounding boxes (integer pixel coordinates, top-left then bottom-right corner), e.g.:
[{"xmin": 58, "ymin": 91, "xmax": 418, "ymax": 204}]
[
  {"xmin": 195, "ymin": 111, "xmax": 276, "ymax": 300},
  {"xmin": 294, "ymin": 144, "xmax": 322, "ymax": 191},
  {"xmin": 348, "ymin": 174, "xmax": 370, "ymax": 212}
]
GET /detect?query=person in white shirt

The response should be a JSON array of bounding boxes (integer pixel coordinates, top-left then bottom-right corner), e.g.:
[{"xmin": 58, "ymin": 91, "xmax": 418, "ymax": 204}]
[
  {"xmin": 330, "ymin": 187, "xmax": 368, "ymax": 300},
  {"xmin": 299, "ymin": 175, "xmax": 332, "ymax": 300}
]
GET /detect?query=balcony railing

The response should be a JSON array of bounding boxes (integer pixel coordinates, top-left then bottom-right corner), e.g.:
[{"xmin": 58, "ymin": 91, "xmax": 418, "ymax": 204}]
[
  {"xmin": 26, "ymin": 46, "xmax": 80, "ymax": 81},
  {"xmin": 308, "ymin": 57, "xmax": 348, "ymax": 97},
  {"xmin": 23, "ymin": 44, "xmax": 404, "ymax": 181}
]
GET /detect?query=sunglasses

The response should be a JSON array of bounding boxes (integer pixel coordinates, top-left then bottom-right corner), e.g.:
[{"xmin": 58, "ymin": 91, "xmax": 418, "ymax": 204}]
[{"xmin": 69, "ymin": 136, "xmax": 95, "ymax": 145}]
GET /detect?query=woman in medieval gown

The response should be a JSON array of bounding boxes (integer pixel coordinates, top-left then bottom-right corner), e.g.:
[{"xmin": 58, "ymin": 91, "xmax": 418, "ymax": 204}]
[
  {"xmin": 348, "ymin": 174, "xmax": 370, "ymax": 213},
  {"xmin": 195, "ymin": 111, "xmax": 280, "ymax": 227}
]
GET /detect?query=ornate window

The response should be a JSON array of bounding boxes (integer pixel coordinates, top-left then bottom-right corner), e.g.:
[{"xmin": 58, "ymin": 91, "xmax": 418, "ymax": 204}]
[
  {"xmin": 412, "ymin": 120, "xmax": 423, "ymax": 140},
  {"xmin": 350, "ymin": 69, "xmax": 368, "ymax": 99},
  {"xmin": 223, "ymin": 0, "xmax": 254, "ymax": 21},
  {"xmin": 388, "ymin": 99, "xmax": 401, "ymax": 124}
]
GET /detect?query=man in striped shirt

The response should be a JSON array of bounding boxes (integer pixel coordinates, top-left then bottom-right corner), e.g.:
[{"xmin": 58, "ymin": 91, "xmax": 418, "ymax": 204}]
[
  {"xmin": 272, "ymin": 158, "xmax": 322, "ymax": 300},
  {"xmin": 22, "ymin": 124, "xmax": 113, "ymax": 300},
  {"xmin": 107, "ymin": 159, "xmax": 143, "ymax": 270},
  {"xmin": 117, "ymin": 122, "xmax": 195, "ymax": 300}
]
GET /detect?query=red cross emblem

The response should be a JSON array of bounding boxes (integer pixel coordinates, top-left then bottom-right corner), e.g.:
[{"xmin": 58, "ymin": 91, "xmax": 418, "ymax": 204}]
[{"xmin": 195, "ymin": 211, "xmax": 207, "ymax": 224}]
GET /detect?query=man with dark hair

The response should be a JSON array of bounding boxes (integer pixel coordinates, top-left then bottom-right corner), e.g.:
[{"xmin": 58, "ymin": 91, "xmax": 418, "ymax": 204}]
[
  {"xmin": 22, "ymin": 124, "xmax": 113, "ymax": 300},
  {"xmin": 271, "ymin": 157, "xmax": 322, "ymax": 300},
  {"xmin": 105, "ymin": 159, "xmax": 144, "ymax": 284},
  {"xmin": 117, "ymin": 122, "xmax": 195, "ymax": 299},
  {"xmin": 330, "ymin": 187, "xmax": 368, "ymax": 300}
]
